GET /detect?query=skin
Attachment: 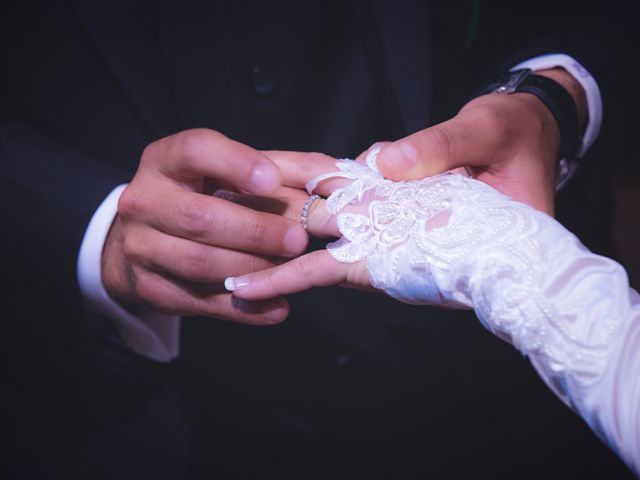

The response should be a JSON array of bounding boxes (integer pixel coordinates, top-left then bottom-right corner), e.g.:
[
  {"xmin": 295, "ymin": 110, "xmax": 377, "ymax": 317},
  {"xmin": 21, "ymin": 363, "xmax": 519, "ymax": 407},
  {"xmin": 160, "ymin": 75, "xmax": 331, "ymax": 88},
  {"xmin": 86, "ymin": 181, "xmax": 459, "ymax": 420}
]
[
  {"xmin": 226, "ymin": 68, "xmax": 589, "ymax": 305},
  {"xmin": 102, "ymin": 69, "xmax": 586, "ymax": 322},
  {"xmin": 101, "ymin": 128, "xmax": 310, "ymax": 325}
]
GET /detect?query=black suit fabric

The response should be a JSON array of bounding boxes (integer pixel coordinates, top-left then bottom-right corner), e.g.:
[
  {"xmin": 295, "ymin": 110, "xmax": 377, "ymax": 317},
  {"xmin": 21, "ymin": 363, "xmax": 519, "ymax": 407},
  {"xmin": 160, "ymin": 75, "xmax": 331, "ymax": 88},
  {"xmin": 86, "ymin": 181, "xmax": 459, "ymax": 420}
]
[{"xmin": 1, "ymin": 1, "xmax": 633, "ymax": 479}]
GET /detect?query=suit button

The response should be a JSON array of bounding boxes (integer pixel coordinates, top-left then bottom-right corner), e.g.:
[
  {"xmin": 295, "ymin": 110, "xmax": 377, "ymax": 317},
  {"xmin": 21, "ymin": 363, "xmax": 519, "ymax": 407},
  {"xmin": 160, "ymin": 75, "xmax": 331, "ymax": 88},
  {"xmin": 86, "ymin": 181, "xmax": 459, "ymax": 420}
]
[{"xmin": 251, "ymin": 66, "xmax": 279, "ymax": 96}]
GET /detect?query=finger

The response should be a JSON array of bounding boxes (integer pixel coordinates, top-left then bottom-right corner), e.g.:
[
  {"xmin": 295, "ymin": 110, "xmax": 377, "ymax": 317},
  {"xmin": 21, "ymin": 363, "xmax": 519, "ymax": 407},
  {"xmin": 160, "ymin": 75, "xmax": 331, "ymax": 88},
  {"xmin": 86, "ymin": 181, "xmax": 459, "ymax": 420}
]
[
  {"xmin": 224, "ymin": 250, "xmax": 348, "ymax": 301},
  {"xmin": 122, "ymin": 224, "xmax": 279, "ymax": 284},
  {"xmin": 261, "ymin": 150, "xmax": 352, "ymax": 195},
  {"xmin": 145, "ymin": 128, "xmax": 281, "ymax": 194},
  {"xmin": 131, "ymin": 267, "xmax": 290, "ymax": 325},
  {"xmin": 354, "ymin": 141, "xmax": 392, "ymax": 164},
  {"xmin": 118, "ymin": 184, "xmax": 308, "ymax": 257},
  {"xmin": 272, "ymin": 185, "xmax": 309, "ymax": 200},
  {"xmin": 212, "ymin": 190, "xmax": 339, "ymax": 238},
  {"xmin": 376, "ymin": 102, "xmax": 511, "ymax": 181}
]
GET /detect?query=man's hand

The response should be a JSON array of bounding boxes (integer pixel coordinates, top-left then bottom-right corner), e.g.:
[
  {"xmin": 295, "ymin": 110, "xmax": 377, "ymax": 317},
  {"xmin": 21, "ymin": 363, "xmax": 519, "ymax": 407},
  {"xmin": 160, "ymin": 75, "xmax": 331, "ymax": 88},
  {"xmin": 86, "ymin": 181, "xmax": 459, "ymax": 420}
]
[
  {"xmin": 101, "ymin": 129, "xmax": 310, "ymax": 325},
  {"xmin": 219, "ymin": 151, "xmax": 373, "ymax": 300},
  {"xmin": 375, "ymin": 68, "xmax": 588, "ymax": 216},
  {"xmin": 220, "ymin": 69, "xmax": 589, "ymax": 314}
]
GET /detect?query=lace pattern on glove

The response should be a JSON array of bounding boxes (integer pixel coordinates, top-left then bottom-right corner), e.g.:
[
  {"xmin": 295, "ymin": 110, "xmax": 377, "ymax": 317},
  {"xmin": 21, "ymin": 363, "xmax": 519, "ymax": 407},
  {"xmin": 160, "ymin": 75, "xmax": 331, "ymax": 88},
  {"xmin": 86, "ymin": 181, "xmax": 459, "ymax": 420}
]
[{"xmin": 307, "ymin": 148, "xmax": 624, "ymax": 390}]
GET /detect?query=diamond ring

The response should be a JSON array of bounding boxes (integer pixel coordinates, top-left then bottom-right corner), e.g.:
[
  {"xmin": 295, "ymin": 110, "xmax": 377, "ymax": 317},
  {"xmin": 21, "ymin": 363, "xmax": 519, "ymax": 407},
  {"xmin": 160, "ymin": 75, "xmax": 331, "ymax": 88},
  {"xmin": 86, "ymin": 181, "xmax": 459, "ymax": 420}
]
[{"xmin": 300, "ymin": 194, "xmax": 321, "ymax": 231}]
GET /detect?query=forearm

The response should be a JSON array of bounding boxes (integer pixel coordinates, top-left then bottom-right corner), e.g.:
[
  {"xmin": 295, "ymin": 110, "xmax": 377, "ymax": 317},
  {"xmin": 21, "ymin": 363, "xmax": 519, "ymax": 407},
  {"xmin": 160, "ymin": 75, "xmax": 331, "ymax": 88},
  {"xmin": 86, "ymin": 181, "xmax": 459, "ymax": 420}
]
[
  {"xmin": 300, "ymin": 150, "xmax": 639, "ymax": 473},
  {"xmin": 466, "ymin": 211, "xmax": 640, "ymax": 475},
  {"xmin": 360, "ymin": 170, "xmax": 639, "ymax": 474},
  {"xmin": 535, "ymin": 68, "xmax": 588, "ymax": 133}
]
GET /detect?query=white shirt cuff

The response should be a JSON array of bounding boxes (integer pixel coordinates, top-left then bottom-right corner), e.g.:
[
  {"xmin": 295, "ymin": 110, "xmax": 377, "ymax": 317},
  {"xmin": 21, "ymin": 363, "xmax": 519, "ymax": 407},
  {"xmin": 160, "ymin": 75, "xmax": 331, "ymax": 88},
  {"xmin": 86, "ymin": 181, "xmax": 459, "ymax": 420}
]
[
  {"xmin": 511, "ymin": 53, "xmax": 603, "ymax": 158},
  {"xmin": 77, "ymin": 184, "xmax": 180, "ymax": 363}
]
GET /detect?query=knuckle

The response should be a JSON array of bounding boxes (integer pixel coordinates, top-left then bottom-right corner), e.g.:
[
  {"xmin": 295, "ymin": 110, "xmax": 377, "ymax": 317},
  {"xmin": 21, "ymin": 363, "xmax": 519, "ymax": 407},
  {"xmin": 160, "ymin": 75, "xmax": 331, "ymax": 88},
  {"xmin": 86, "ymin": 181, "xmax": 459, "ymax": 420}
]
[
  {"xmin": 173, "ymin": 129, "xmax": 219, "ymax": 168},
  {"xmin": 176, "ymin": 196, "xmax": 211, "ymax": 238},
  {"xmin": 240, "ymin": 216, "xmax": 268, "ymax": 247},
  {"xmin": 199, "ymin": 295, "xmax": 223, "ymax": 318},
  {"xmin": 117, "ymin": 187, "xmax": 145, "ymax": 220},
  {"xmin": 300, "ymin": 151, "xmax": 333, "ymax": 173},
  {"xmin": 178, "ymin": 244, "xmax": 212, "ymax": 280},
  {"xmin": 133, "ymin": 274, "xmax": 156, "ymax": 305},
  {"xmin": 120, "ymin": 234, "xmax": 142, "ymax": 261},
  {"xmin": 423, "ymin": 125, "xmax": 455, "ymax": 159},
  {"xmin": 140, "ymin": 141, "xmax": 160, "ymax": 168},
  {"xmin": 247, "ymin": 255, "xmax": 273, "ymax": 273}
]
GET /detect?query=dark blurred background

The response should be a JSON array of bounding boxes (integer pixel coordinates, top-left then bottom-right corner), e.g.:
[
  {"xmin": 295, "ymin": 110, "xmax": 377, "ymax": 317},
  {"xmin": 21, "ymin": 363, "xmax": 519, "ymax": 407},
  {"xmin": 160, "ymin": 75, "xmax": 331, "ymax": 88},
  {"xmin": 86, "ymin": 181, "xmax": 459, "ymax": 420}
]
[{"xmin": 1, "ymin": 2, "xmax": 639, "ymax": 479}]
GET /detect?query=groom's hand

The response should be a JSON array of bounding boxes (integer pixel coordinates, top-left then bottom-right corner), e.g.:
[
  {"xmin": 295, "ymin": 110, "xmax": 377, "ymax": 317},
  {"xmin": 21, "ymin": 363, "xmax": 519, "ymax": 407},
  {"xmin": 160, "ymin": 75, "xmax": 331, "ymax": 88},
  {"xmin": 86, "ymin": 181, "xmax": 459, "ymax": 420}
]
[
  {"xmin": 101, "ymin": 129, "xmax": 310, "ymax": 325},
  {"xmin": 376, "ymin": 68, "xmax": 587, "ymax": 216}
]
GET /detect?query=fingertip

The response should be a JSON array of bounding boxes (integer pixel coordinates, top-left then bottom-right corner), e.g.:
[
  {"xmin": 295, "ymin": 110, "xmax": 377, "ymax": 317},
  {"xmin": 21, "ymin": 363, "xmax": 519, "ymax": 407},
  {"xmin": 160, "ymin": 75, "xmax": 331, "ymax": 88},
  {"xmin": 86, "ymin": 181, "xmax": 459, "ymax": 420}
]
[
  {"xmin": 283, "ymin": 224, "xmax": 309, "ymax": 256},
  {"xmin": 377, "ymin": 142, "xmax": 417, "ymax": 180},
  {"xmin": 249, "ymin": 161, "xmax": 282, "ymax": 194},
  {"xmin": 229, "ymin": 296, "xmax": 290, "ymax": 325},
  {"xmin": 263, "ymin": 297, "xmax": 290, "ymax": 324},
  {"xmin": 224, "ymin": 276, "xmax": 249, "ymax": 292}
]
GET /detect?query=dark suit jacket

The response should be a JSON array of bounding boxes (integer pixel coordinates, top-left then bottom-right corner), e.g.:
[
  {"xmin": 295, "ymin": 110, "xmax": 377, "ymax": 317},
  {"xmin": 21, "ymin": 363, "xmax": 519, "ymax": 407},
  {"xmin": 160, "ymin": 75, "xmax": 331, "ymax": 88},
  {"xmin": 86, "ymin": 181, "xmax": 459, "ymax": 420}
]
[{"xmin": 1, "ymin": 1, "xmax": 633, "ymax": 479}]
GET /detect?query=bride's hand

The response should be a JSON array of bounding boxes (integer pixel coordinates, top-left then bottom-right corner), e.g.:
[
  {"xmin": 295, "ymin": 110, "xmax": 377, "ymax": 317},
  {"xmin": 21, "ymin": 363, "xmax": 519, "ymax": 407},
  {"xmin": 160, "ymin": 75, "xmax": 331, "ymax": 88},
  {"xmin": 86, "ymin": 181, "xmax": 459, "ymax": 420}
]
[
  {"xmin": 224, "ymin": 248, "xmax": 372, "ymax": 300},
  {"xmin": 221, "ymin": 151, "xmax": 374, "ymax": 300}
]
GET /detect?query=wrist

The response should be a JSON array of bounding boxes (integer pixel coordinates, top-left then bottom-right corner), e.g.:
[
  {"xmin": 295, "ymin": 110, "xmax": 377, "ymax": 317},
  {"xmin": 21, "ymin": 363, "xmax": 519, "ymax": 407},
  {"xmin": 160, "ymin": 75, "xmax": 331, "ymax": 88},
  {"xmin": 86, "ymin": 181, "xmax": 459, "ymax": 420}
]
[
  {"xmin": 534, "ymin": 68, "xmax": 588, "ymax": 135},
  {"xmin": 101, "ymin": 215, "xmax": 137, "ymax": 312},
  {"xmin": 510, "ymin": 53, "xmax": 602, "ymax": 159},
  {"xmin": 470, "ymin": 67, "xmax": 582, "ymax": 191},
  {"xmin": 459, "ymin": 93, "xmax": 558, "ymax": 214},
  {"xmin": 461, "ymin": 92, "xmax": 560, "ymax": 165}
]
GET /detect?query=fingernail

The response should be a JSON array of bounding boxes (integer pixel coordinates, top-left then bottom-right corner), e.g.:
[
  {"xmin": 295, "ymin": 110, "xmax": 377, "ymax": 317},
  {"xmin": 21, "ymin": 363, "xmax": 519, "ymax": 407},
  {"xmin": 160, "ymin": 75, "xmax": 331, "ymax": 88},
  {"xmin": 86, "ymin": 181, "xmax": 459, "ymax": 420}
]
[
  {"xmin": 224, "ymin": 276, "xmax": 250, "ymax": 291},
  {"xmin": 250, "ymin": 163, "xmax": 280, "ymax": 194},
  {"xmin": 283, "ymin": 225, "xmax": 308, "ymax": 256},
  {"xmin": 379, "ymin": 142, "xmax": 417, "ymax": 173}
]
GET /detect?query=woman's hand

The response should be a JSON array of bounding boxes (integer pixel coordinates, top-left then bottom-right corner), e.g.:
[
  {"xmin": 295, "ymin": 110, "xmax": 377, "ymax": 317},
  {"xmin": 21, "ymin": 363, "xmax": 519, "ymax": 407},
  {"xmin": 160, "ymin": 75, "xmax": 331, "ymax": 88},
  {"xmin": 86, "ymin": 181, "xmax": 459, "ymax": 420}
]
[
  {"xmin": 221, "ymin": 150, "xmax": 374, "ymax": 300},
  {"xmin": 225, "ymin": 68, "xmax": 589, "ymax": 304}
]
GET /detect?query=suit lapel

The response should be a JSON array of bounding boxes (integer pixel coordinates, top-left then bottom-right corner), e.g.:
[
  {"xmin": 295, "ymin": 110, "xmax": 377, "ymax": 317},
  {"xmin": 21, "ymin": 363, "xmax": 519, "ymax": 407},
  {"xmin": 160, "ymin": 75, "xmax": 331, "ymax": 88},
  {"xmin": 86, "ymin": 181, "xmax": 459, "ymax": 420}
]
[{"xmin": 69, "ymin": 0, "xmax": 176, "ymax": 139}]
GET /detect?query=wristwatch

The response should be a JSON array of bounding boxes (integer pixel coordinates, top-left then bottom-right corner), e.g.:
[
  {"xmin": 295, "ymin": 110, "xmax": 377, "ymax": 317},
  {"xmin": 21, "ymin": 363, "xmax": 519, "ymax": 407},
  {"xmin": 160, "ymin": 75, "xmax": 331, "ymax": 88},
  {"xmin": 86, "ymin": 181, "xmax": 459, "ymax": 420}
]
[{"xmin": 473, "ymin": 68, "xmax": 581, "ymax": 190}]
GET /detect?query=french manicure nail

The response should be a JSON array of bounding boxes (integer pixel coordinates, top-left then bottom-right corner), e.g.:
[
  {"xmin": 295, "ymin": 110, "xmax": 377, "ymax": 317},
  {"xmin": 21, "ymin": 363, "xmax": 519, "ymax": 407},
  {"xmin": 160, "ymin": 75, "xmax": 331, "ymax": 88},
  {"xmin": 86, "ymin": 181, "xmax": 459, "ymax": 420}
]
[
  {"xmin": 250, "ymin": 163, "xmax": 280, "ymax": 194},
  {"xmin": 224, "ymin": 276, "xmax": 250, "ymax": 291}
]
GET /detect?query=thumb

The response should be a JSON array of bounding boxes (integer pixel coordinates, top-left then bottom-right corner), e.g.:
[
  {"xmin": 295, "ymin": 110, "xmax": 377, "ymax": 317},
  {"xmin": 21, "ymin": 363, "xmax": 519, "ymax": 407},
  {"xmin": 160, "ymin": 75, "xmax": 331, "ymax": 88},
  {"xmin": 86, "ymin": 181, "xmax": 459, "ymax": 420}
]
[{"xmin": 376, "ymin": 109, "xmax": 504, "ymax": 181}]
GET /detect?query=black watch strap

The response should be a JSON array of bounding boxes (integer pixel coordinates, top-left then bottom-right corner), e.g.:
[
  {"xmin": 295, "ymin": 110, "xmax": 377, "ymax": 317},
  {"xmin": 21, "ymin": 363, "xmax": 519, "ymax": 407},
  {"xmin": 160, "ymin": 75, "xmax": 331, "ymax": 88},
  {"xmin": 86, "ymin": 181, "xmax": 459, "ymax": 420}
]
[{"xmin": 474, "ymin": 68, "xmax": 581, "ymax": 188}]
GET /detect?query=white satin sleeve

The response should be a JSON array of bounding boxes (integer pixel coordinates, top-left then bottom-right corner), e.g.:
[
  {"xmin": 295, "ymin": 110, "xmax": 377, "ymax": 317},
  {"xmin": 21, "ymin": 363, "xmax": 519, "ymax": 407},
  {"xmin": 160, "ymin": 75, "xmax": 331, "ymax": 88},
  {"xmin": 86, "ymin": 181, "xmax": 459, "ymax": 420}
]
[{"xmin": 312, "ymin": 149, "xmax": 639, "ymax": 475}]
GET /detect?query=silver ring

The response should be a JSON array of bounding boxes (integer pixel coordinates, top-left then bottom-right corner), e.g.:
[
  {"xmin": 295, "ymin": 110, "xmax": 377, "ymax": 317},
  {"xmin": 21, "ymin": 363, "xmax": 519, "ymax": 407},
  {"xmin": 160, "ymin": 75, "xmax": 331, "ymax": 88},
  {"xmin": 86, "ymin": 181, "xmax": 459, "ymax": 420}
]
[{"xmin": 300, "ymin": 194, "xmax": 320, "ymax": 230}]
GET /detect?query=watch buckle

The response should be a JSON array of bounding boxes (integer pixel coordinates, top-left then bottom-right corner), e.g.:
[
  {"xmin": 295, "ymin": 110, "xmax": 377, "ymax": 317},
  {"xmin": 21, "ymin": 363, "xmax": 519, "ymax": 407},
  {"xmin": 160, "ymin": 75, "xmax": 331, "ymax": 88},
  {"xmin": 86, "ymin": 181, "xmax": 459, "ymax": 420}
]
[{"xmin": 494, "ymin": 68, "xmax": 532, "ymax": 94}]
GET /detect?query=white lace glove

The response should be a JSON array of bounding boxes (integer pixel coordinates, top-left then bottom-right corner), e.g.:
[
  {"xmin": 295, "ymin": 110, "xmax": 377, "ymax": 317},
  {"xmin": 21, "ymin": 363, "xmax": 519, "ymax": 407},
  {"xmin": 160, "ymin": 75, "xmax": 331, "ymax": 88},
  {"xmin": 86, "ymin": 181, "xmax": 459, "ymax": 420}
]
[
  {"xmin": 226, "ymin": 147, "xmax": 639, "ymax": 474},
  {"xmin": 307, "ymin": 148, "xmax": 639, "ymax": 475}
]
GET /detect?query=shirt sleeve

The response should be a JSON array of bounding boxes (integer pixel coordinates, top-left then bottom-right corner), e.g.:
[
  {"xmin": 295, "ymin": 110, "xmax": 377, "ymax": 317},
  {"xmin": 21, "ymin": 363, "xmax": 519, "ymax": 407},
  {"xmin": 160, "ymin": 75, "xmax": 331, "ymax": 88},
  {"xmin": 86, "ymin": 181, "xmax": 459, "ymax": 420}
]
[
  {"xmin": 512, "ymin": 53, "xmax": 603, "ymax": 191},
  {"xmin": 77, "ymin": 184, "xmax": 180, "ymax": 363}
]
